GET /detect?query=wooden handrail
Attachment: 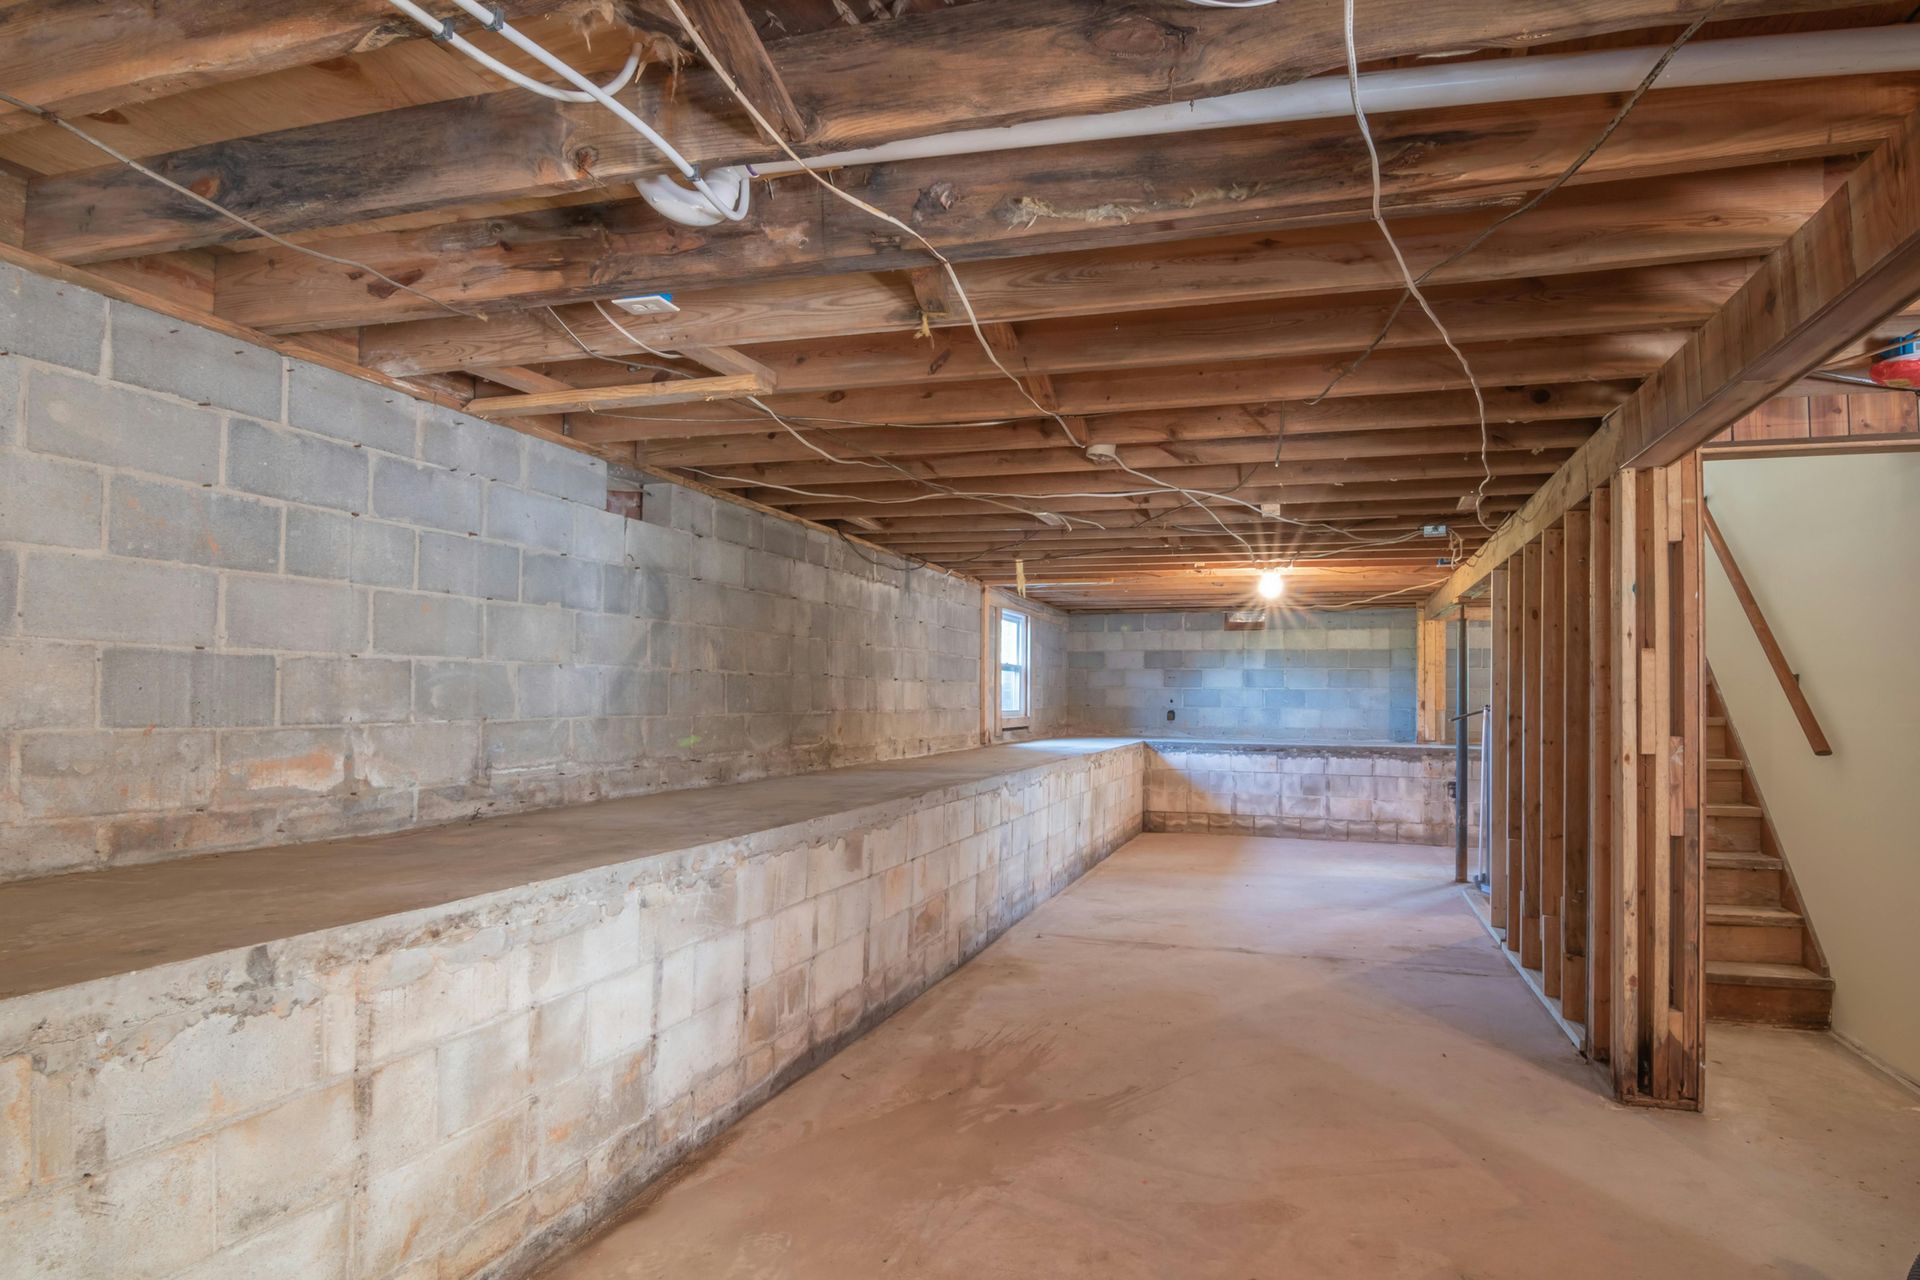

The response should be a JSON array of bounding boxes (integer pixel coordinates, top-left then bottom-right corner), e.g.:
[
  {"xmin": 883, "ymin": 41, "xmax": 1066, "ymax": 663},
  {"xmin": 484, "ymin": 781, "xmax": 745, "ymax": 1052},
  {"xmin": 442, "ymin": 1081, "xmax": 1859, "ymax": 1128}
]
[{"xmin": 1702, "ymin": 503, "xmax": 1833, "ymax": 756}]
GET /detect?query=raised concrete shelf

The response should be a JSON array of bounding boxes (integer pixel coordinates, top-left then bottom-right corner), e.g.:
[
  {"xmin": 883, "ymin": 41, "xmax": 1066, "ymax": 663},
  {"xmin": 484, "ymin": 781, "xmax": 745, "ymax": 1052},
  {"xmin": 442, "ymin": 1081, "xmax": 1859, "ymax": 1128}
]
[{"xmin": 0, "ymin": 737, "xmax": 1139, "ymax": 1001}]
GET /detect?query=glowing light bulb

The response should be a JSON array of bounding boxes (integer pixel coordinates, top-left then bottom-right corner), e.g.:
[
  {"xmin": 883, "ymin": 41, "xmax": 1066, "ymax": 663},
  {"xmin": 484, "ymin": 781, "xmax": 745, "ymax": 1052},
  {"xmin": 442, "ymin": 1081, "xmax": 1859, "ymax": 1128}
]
[{"xmin": 1257, "ymin": 568, "xmax": 1285, "ymax": 600}]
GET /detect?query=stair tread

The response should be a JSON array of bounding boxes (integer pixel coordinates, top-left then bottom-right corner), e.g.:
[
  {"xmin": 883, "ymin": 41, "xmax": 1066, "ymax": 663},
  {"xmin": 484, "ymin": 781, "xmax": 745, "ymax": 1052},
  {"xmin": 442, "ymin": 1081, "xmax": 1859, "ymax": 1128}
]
[
  {"xmin": 1706, "ymin": 802, "xmax": 1762, "ymax": 818},
  {"xmin": 1707, "ymin": 852, "xmax": 1782, "ymax": 871},
  {"xmin": 1707, "ymin": 903, "xmax": 1803, "ymax": 927},
  {"xmin": 1707, "ymin": 757, "xmax": 1745, "ymax": 770},
  {"xmin": 1707, "ymin": 960, "xmax": 1833, "ymax": 990}
]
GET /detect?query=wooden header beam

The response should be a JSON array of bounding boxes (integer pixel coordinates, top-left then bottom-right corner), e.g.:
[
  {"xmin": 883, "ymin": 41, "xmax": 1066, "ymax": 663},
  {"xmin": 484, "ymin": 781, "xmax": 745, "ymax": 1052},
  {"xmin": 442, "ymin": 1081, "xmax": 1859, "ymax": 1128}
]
[{"xmin": 1425, "ymin": 105, "xmax": 1920, "ymax": 618}]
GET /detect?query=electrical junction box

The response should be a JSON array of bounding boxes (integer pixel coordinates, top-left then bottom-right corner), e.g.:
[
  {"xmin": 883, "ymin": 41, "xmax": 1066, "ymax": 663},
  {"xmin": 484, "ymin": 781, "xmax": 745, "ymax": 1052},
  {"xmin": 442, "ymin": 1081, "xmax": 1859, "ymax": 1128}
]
[
  {"xmin": 1422, "ymin": 523, "xmax": 1449, "ymax": 538},
  {"xmin": 609, "ymin": 293, "xmax": 678, "ymax": 316},
  {"xmin": 1260, "ymin": 502, "xmax": 1285, "ymax": 519}
]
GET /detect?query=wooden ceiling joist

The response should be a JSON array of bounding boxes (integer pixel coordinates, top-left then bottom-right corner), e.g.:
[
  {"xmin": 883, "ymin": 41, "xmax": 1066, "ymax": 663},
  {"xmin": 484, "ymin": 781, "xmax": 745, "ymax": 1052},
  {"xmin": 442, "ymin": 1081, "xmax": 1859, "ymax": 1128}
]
[
  {"xmin": 569, "ymin": 333, "xmax": 1675, "ymax": 442},
  {"xmin": 204, "ymin": 75, "xmax": 1894, "ymax": 325},
  {"xmin": 17, "ymin": 0, "xmax": 1868, "ymax": 263},
  {"xmin": 627, "ymin": 384, "xmax": 1625, "ymax": 467},
  {"xmin": 5, "ymin": 0, "xmax": 1912, "ymax": 609},
  {"xmin": 344, "ymin": 163, "xmax": 1824, "ymax": 377},
  {"xmin": 1426, "ymin": 102, "xmax": 1920, "ymax": 616},
  {"xmin": 466, "ymin": 370, "xmax": 772, "ymax": 418},
  {"xmin": 0, "ymin": 0, "xmax": 579, "ymax": 136}
]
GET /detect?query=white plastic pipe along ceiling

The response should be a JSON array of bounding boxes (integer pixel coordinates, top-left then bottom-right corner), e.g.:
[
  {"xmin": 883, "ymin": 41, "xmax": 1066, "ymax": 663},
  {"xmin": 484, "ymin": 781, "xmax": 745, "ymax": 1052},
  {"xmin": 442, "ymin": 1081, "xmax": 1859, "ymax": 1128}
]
[{"xmin": 758, "ymin": 25, "xmax": 1920, "ymax": 180}]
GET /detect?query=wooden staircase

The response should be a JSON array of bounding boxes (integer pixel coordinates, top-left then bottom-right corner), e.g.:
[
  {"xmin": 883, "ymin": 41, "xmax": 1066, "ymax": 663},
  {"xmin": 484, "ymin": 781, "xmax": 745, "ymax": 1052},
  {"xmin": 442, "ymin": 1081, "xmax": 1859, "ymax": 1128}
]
[{"xmin": 1704, "ymin": 683, "xmax": 1834, "ymax": 1028}]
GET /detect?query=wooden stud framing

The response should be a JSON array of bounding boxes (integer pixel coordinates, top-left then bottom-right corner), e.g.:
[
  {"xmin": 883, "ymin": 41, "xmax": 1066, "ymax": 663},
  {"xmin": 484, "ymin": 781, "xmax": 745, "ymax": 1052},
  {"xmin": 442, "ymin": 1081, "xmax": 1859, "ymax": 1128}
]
[
  {"xmin": 1561, "ymin": 505, "xmax": 1593, "ymax": 1027},
  {"xmin": 1487, "ymin": 567, "xmax": 1510, "ymax": 932},
  {"xmin": 1519, "ymin": 539, "xmax": 1543, "ymax": 971},
  {"xmin": 1587, "ymin": 484, "xmax": 1615, "ymax": 1063},
  {"xmin": 1416, "ymin": 615, "xmax": 1448, "ymax": 744},
  {"xmin": 1503, "ymin": 559, "xmax": 1526, "ymax": 949},
  {"xmin": 1539, "ymin": 523, "xmax": 1566, "ymax": 1001},
  {"xmin": 1608, "ymin": 458, "xmax": 1705, "ymax": 1108}
]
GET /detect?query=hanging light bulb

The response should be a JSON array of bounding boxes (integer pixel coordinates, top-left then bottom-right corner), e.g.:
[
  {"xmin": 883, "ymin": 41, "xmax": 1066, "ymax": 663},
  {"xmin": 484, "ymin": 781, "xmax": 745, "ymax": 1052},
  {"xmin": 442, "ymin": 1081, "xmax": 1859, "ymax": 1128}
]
[{"xmin": 1257, "ymin": 568, "xmax": 1286, "ymax": 600}]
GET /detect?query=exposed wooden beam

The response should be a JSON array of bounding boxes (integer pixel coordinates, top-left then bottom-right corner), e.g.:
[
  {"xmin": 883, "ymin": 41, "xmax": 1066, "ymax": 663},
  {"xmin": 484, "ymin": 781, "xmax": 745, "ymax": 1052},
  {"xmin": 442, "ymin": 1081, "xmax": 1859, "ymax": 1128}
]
[
  {"xmin": 22, "ymin": 0, "xmax": 1866, "ymax": 263},
  {"xmin": 1426, "ymin": 105, "xmax": 1920, "ymax": 617},
  {"xmin": 203, "ymin": 73, "xmax": 1880, "ymax": 328},
  {"xmin": 571, "ymin": 333, "xmax": 1676, "ymax": 442},
  {"xmin": 525, "ymin": 262, "xmax": 1740, "ymax": 403},
  {"xmin": 630, "ymin": 383, "xmax": 1624, "ymax": 467},
  {"xmin": 716, "ymin": 452, "xmax": 1570, "ymax": 508},
  {"xmin": 0, "ymin": 0, "xmax": 571, "ymax": 137},
  {"xmin": 672, "ymin": 0, "xmax": 811, "ymax": 143},
  {"xmin": 346, "ymin": 164, "xmax": 1823, "ymax": 368},
  {"xmin": 472, "ymin": 364, "xmax": 576, "ymax": 394},
  {"xmin": 467, "ymin": 371, "xmax": 770, "ymax": 417},
  {"xmin": 685, "ymin": 422, "xmax": 1593, "ymax": 490}
]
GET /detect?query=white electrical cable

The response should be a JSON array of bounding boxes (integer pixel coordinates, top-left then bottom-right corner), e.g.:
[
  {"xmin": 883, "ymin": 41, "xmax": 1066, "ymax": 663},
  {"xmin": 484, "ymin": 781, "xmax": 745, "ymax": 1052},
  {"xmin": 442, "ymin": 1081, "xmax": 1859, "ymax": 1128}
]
[
  {"xmin": 383, "ymin": 0, "xmax": 750, "ymax": 223},
  {"xmin": 582, "ymin": 299, "xmax": 1110, "ymax": 530},
  {"xmin": 388, "ymin": 0, "xmax": 643, "ymax": 105},
  {"xmin": 658, "ymin": 0, "xmax": 1083, "ymax": 449},
  {"xmin": 1338, "ymin": 0, "xmax": 1495, "ymax": 531}
]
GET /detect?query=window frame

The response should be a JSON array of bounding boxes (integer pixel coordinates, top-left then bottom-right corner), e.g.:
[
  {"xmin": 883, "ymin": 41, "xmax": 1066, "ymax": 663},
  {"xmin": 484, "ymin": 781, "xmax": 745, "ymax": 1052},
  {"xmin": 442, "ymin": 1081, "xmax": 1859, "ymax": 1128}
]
[{"xmin": 996, "ymin": 606, "xmax": 1032, "ymax": 730}]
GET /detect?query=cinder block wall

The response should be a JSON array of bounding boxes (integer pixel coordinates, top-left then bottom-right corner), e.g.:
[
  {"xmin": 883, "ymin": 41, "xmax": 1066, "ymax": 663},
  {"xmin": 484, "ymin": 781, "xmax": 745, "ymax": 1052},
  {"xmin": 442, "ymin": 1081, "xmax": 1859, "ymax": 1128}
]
[
  {"xmin": 1065, "ymin": 608, "xmax": 1418, "ymax": 741},
  {"xmin": 0, "ymin": 265, "xmax": 981, "ymax": 882},
  {"xmin": 0, "ymin": 743, "xmax": 1144, "ymax": 1280}
]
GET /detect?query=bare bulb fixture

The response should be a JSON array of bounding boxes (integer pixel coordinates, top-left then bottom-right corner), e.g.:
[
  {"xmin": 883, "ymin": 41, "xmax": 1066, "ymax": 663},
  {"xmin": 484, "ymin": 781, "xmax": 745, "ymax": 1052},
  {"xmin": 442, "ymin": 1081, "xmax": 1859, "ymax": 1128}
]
[{"xmin": 1257, "ymin": 568, "xmax": 1286, "ymax": 601}]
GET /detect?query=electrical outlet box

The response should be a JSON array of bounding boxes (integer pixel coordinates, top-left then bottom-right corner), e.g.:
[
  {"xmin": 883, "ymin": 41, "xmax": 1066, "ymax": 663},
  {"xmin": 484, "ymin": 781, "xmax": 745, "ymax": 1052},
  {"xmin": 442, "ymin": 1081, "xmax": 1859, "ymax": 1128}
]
[
  {"xmin": 609, "ymin": 293, "xmax": 678, "ymax": 316},
  {"xmin": 1167, "ymin": 709, "xmax": 1176, "ymax": 721}
]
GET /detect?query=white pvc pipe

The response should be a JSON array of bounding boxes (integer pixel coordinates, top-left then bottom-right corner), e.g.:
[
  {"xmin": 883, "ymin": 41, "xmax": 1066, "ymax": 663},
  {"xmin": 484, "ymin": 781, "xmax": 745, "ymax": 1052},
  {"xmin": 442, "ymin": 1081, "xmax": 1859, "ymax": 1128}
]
[{"xmin": 758, "ymin": 25, "xmax": 1920, "ymax": 177}]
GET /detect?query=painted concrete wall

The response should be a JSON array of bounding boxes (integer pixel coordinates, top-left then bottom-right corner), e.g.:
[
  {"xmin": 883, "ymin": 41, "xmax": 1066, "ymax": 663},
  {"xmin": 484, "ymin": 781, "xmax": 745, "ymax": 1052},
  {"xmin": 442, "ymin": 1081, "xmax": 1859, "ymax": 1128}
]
[
  {"xmin": 1065, "ymin": 608, "xmax": 1418, "ymax": 741},
  {"xmin": 0, "ymin": 741, "xmax": 1144, "ymax": 1280},
  {"xmin": 0, "ymin": 263, "xmax": 981, "ymax": 882},
  {"xmin": 1704, "ymin": 452, "xmax": 1920, "ymax": 1083}
]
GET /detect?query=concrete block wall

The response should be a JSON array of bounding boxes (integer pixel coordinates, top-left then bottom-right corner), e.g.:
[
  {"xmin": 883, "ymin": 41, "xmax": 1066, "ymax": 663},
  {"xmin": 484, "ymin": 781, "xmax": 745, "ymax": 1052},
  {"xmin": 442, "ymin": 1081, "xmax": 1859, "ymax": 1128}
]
[
  {"xmin": 1065, "ymin": 608, "xmax": 1417, "ymax": 741},
  {"xmin": 0, "ymin": 263, "xmax": 980, "ymax": 881},
  {"xmin": 1144, "ymin": 742, "xmax": 1480, "ymax": 846},
  {"xmin": 0, "ymin": 742, "xmax": 1144, "ymax": 1280}
]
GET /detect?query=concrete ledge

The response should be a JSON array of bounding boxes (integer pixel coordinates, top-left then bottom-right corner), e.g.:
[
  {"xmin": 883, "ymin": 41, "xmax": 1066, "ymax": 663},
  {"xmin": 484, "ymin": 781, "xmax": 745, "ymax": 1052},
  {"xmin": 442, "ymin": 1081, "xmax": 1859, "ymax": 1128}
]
[
  {"xmin": 0, "ymin": 737, "xmax": 1140, "ymax": 1000},
  {"xmin": 0, "ymin": 738, "xmax": 1144, "ymax": 1280}
]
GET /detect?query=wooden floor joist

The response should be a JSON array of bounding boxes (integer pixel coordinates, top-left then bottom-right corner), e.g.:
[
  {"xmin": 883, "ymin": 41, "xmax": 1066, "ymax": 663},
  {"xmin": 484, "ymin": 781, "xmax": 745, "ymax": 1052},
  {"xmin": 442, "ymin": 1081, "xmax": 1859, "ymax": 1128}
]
[{"xmin": 4, "ymin": 0, "xmax": 1916, "ymax": 616}]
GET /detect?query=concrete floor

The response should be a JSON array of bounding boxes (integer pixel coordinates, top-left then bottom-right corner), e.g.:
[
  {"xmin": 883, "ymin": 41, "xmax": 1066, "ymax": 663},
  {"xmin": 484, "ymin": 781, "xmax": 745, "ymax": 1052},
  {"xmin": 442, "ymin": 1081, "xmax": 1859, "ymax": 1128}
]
[{"xmin": 540, "ymin": 835, "xmax": 1920, "ymax": 1280}]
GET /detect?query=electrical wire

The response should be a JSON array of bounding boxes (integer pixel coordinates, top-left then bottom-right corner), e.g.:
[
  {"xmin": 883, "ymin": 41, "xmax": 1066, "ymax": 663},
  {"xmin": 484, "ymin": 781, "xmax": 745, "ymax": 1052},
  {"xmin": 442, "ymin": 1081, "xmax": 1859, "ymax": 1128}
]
[
  {"xmin": 660, "ymin": 0, "xmax": 1084, "ymax": 449},
  {"xmin": 1336, "ymin": 0, "xmax": 1495, "ymax": 531},
  {"xmin": 1309, "ymin": 0, "xmax": 1725, "ymax": 404},
  {"xmin": 0, "ymin": 89, "xmax": 481, "ymax": 321},
  {"xmin": 582, "ymin": 297, "xmax": 1112, "ymax": 532},
  {"xmin": 1304, "ymin": 0, "xmax": 1727, "ymax": 526},
  {"xmin": 383, "ymin": 0, "xmax": 750, "ymax": 223}
]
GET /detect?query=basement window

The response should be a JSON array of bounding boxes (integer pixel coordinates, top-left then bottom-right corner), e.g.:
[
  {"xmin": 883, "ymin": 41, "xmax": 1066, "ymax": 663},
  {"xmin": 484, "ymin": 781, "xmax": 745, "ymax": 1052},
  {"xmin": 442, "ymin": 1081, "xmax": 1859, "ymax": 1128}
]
[{"xmin": 999, "ymin": 608, "xmax": 1031, "ymax": 728}]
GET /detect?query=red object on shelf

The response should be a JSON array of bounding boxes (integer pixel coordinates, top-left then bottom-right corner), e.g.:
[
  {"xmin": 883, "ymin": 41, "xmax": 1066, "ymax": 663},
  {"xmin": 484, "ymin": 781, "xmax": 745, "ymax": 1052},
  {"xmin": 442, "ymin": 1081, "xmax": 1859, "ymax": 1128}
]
[{"xmin": 1868, "ymin": 338, "xmax": 1920, "ymax": 388}]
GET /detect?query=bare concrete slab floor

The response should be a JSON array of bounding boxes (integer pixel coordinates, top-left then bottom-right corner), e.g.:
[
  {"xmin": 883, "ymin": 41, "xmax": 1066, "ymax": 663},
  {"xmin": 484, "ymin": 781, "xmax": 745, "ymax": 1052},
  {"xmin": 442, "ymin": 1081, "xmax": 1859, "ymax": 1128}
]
[{"xmin": 540, "ymin": 835, "xmax": 1920, "ymax": 1280}]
